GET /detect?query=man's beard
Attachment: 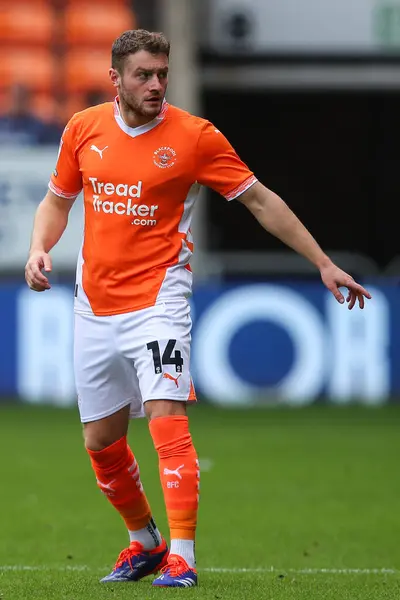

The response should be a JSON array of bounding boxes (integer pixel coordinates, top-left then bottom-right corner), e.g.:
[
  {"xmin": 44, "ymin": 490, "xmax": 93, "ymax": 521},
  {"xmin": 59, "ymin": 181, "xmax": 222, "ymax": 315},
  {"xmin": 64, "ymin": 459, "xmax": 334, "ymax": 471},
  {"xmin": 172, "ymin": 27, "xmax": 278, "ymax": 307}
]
[{"xmin": 119, "ymin": 87, "xmax": 163, "ymax": 119}]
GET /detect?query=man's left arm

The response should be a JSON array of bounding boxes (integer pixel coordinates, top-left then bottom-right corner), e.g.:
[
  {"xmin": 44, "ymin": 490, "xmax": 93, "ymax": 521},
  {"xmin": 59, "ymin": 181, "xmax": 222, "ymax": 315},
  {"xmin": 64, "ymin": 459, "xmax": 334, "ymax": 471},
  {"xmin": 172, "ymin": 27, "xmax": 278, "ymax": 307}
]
[{"xmin": 239, "ymin": 182, "xmax": 371, "ymax": 309}]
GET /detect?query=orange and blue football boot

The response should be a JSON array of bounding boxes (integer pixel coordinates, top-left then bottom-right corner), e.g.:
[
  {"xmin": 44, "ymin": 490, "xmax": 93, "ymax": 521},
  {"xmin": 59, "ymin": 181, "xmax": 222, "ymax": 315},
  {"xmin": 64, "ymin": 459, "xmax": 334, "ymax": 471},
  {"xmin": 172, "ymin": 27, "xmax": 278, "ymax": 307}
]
[
  {"xmin": 100, "ymin": 539, "xmax": 168, "ymax": 582},
  {"xmin": 152, "ymin": 554, "xmax": 198, "ymax": 588}
]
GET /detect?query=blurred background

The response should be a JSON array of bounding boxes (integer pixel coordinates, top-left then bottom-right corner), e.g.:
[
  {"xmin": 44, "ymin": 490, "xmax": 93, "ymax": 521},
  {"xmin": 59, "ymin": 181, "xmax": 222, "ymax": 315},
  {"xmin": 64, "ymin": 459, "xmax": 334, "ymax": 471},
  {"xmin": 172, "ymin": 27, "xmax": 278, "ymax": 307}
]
[{"xmin": 1, "ymin": 0, "xmax": 400, "ymax": 409}]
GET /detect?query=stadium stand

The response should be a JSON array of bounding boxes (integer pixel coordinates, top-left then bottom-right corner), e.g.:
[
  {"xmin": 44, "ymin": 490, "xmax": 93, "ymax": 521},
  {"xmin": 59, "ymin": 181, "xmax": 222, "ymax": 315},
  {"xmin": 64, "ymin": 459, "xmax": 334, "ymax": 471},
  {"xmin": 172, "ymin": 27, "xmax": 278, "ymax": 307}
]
[{"xmin": 0, "ymin": 0, "xmax": 136, "ymax": 126}]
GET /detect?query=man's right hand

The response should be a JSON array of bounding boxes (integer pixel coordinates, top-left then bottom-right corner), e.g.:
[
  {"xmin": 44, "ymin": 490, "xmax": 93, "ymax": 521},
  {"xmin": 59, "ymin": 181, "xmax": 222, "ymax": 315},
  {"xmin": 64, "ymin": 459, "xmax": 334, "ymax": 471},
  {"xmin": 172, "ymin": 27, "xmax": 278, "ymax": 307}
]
[{"xmin": 25, "ymin": 251, "xmax": 52, "ymax": 292}]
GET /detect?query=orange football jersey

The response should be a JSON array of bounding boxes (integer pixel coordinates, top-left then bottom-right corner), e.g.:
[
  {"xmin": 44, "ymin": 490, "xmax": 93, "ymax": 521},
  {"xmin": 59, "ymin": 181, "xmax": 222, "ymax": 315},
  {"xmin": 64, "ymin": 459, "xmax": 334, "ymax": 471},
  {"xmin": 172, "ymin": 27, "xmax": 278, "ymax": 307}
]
[{"xmin": 49, "ymin": 99, "xmax": 257, "ymax": 316}]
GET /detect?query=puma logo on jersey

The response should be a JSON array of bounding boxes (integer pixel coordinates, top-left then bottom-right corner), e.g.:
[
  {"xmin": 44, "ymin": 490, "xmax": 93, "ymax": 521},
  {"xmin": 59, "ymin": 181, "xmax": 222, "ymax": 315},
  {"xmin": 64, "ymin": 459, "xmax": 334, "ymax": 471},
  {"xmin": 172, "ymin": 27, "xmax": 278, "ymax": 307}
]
[
  {"xmin": 163, "ymin": 373, "xmax": 182, "ymax": 388},
  {"xmin": 90, "ymin": 144, "xmax": 108, "ymax": 159}
]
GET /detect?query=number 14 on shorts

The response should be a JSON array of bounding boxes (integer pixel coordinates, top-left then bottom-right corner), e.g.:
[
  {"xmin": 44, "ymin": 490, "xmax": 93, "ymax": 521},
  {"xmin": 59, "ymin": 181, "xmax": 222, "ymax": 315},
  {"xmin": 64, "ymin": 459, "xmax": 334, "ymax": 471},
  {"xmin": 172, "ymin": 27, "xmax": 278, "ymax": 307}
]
[{"xmin": 147, "ymin": 339, "xmax": 183, "ymax": 374}]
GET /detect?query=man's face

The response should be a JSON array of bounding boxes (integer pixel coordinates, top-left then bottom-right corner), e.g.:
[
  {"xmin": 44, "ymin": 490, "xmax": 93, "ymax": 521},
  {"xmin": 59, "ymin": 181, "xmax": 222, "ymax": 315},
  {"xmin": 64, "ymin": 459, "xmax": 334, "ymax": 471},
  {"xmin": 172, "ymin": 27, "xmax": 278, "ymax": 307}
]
[{"xmin": 111, "ymin": 50, "xmax": 169, "ymax": 119}]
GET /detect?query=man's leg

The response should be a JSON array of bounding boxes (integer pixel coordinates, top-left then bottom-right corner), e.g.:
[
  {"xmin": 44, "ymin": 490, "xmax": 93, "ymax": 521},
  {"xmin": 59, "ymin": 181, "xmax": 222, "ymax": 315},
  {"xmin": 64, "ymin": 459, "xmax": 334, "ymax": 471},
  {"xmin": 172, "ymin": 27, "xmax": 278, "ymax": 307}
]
[
  {"xmin": 120, "ymin": 299, "xmax": 198, "ymax": 586},
  {"xmin": 74, "ymin": 312, "xmax": 167, "ymax": 582},
  {"xmin": 84, "ymin": 406, "xmax": 168, "ymax": 581},
  {"xmin": 146, "ymin": 400, "xmax": 199, "ymax": 587},
  {"xmin": 84, "ymin": 405, "xmax": 158, "ymax": 547}
]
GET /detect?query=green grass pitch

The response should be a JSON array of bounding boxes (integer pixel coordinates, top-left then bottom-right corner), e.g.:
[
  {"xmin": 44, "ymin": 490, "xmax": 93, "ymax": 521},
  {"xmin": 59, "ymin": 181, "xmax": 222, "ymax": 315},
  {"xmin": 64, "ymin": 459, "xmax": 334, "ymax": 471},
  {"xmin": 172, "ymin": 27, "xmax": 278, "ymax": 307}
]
[{"xmin": 1, "ymin": 401, "xmax": 400, "ymax": 599}]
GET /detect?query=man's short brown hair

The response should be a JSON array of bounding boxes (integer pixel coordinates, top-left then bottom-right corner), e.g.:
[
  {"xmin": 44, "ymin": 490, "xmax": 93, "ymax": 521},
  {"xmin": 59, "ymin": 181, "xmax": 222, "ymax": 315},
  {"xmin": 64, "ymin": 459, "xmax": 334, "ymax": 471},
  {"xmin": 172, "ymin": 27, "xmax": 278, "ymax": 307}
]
[{"xmin": 112, "ymin": 29, "xmax": 170, "ymax": 72}]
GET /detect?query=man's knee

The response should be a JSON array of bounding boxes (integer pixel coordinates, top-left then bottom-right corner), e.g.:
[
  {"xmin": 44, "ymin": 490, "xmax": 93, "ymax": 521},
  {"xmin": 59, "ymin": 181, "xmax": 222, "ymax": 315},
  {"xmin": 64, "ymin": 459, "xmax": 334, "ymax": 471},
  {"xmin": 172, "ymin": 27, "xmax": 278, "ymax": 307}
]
[
  {"xmin": 83, "ymin": 404, "xmax": 131, "ymax": 451},
  {"xmin": 145, "ymin": 400, "xmax": 187, "ymax": 421}
]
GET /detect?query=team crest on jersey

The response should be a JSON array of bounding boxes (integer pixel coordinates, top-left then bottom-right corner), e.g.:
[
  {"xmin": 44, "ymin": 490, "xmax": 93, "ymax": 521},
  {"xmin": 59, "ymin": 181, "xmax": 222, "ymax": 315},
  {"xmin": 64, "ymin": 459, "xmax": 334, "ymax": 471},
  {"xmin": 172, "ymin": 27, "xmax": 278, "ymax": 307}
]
[{"xmin": 153, "ymin": 146, "xmax": 177, "ymax": 169}]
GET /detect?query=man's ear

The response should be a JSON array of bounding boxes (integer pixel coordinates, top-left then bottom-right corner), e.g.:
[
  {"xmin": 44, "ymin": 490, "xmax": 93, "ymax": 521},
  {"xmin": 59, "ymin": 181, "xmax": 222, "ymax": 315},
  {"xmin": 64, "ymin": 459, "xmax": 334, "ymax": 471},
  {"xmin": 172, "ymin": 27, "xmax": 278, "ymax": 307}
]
[{"xmin": 109, "ymin": 68, "xmax": 120, "ymax": 88}]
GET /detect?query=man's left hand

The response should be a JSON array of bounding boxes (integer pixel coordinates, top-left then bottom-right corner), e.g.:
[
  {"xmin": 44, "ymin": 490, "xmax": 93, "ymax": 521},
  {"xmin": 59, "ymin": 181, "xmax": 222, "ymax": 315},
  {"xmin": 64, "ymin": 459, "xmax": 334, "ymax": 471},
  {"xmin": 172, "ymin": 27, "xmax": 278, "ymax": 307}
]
[{"xmin": 320, "ymin": 263, "xmax": 372, "ymax": 310}]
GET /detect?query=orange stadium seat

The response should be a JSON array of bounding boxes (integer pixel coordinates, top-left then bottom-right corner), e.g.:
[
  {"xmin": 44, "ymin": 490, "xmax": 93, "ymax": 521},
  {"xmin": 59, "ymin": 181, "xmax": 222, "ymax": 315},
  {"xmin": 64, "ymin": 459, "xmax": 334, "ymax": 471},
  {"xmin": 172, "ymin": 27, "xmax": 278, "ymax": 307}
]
[
  {"xmin": 0, "ymin": 90, "xmax": 7, "ymax": 115},
  {"xmin": 31, "ymin": 92, "xmax": 62, "ymax": 123},
  {"xmin": 58, "ymin": 91, "xmax": 114, "ymax": 123},
  {"xmin": 0, "ymin": 3, "xmax": 56, "ymax": 45},
  {"xmin": 61, "ymin": 93, "xmax": 87, "ymax": 121},
  {"xmin": 0, "ymin": 49, "xmax": 56, "ymax": 92},
  {"xmin": 65, "ymin": 0, "xmax": 130, "ymax": 5},
  {"xmin": 64, "ymin": 3, "xmax": 136, "ymax": 46},
  {"xmin": 64, "ymin": 48, "xmax": 114, "ymax": 93}
]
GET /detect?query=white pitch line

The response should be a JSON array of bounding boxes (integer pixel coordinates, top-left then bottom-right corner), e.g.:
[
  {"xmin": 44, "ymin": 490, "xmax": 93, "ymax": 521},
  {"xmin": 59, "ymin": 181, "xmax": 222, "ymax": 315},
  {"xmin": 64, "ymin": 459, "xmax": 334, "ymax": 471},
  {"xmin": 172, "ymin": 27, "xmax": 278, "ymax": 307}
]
[
  {"xmin": 0, "ymin": 566, "xmax": 91, "ymax": 572},
  {"xmin": 203, "ymin": 567, "xmax": 399, "ymax": 575},
  {"xmin": 0, "ymin": 566, "xmax": 398, "ymax": 575}
]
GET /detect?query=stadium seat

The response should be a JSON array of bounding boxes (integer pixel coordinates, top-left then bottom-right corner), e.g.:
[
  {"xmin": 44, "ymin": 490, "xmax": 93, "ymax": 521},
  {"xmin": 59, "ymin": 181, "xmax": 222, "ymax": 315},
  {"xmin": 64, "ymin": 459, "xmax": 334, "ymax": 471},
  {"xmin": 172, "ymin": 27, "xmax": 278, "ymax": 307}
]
[
  {"xmin": 0, "ymin": 49, "xmax": 56, "ymax": 92},
  {"xmin": 64, "ymin": 3, "xmax": 135, "ymax": 46},
  {"xmin": 61, "ymin": 93, "xmax": 86, "ymax": 121},
  {"xmin": 0, "ymin": 2, "xmax": 56, "ymax": 45},
  {"xmin": 0, "ymin": 88, "xmax": 59, "ymax": 122},
  {"xmin": 64, "ymin": 49, "xmax": 114, "ymax": 93},
  {"xmin": 65, "ymin": 0, "xmax": 130, "ymax": 5},
  {"xmin": 31, "ymin": 92, "xmax": 62, "ymax": 123},
  {"xmin": 58, "ymin": 91, "xmax": 114, "ymax": 123},
  {"xmin": 0, "ymin": 90, "xmax": 7, "ymax": 115}
]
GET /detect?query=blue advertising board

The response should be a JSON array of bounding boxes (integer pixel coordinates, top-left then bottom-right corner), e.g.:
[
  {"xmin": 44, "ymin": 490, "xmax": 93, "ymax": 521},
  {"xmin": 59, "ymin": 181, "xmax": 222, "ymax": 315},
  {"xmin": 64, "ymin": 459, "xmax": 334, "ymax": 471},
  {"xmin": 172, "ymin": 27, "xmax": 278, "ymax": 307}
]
[
  {"xmin": 0, "ymin": 280, "xmax": 397, "ymax": 406},
  {"xmin": 191, "ymin": 282, "xmax": 394, "ymax": 406}
]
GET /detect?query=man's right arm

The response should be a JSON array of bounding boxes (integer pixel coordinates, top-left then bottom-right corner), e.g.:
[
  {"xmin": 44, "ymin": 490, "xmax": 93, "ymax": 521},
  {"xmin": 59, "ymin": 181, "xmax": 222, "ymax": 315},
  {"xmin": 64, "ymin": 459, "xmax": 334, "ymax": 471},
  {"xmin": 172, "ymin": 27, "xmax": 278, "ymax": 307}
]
[{"xmin": 25, "ymin": 190, "xmax": 76, "ymax": 292}]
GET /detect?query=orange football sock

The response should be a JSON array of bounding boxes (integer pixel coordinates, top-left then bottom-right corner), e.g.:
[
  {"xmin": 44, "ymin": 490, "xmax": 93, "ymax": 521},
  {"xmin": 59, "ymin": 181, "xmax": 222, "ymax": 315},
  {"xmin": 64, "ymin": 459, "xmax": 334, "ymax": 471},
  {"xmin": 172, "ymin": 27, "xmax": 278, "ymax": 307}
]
[
  {"xmin": 149, "ymin": 416, "xmax": 199, "ymax": 540},
  {"xmin": 87, "ymin": 436, "xmax": 152, "ymax": 532}
]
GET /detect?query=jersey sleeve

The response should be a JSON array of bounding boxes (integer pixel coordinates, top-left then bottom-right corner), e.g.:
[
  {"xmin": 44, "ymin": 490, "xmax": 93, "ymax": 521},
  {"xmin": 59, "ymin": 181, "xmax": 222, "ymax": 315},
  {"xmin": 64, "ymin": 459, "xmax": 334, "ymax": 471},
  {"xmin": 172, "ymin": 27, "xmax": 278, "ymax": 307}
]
[
  {"xmin": 48, "ymin": 114, "xmax": 83, "ymax": 199},
  {"xmin": 195, "ymin": 121, "xmax": 258, "ymax": 200}
]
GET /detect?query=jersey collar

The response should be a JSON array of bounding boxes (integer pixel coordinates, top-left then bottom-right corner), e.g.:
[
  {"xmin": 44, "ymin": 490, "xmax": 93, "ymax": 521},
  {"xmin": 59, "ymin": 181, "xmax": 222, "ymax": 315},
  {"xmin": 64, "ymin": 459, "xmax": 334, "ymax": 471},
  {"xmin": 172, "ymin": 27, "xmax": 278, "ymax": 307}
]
[{"xmin": 113, "ymin": 96, "xmax": 168, "ymax": 138}]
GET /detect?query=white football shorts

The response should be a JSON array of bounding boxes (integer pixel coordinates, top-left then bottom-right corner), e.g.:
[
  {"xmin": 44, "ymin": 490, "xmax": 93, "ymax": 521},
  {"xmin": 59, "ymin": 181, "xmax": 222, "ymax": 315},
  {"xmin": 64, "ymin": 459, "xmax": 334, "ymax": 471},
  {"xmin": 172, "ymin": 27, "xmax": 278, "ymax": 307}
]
[{"xmin": 74, "ymin": 299, "xmax": 196, "ymax": 422}]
